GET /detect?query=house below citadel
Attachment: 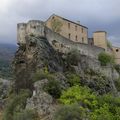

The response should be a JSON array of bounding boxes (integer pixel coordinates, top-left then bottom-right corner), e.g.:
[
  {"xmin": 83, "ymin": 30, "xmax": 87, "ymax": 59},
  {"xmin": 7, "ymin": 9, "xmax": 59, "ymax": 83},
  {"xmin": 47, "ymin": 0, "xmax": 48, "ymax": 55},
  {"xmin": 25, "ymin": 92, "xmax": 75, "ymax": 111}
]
[{"xmin": 17, "ymin": 14, "xmax": 120, "ymax": 64}]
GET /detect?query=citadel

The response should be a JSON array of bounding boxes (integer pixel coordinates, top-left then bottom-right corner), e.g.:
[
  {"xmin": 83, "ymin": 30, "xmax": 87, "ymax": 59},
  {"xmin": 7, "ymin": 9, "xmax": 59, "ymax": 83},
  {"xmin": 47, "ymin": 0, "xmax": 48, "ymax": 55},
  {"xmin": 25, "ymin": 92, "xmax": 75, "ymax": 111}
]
[{"xmin": 17, "ymin": 14, "xmax": 120, "ymax": 64}]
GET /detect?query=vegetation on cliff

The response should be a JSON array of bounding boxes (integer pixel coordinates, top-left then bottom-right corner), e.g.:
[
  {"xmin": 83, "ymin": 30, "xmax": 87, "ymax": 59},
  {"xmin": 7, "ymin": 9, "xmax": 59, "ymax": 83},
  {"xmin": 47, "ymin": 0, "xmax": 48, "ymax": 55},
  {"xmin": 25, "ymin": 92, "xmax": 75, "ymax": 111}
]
[{"xmin": 98, "ymin": 52, "xmax": 115, "ymax": 66}]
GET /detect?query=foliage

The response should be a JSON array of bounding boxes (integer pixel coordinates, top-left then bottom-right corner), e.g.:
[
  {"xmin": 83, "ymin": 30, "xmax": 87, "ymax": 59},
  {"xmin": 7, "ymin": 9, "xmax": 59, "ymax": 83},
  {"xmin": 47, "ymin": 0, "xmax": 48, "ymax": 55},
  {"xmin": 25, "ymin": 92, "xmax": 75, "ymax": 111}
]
[
  {"xmin": 13, "ymin": 109, "xmax": 38, "ymax": 120},
  {"xmin": 83, "ymin": 68, "xmax": 110, "ymax": 94},
  {"xmin": 44, "ymin": 79, "xmax": 62, "ymax": 99},
  {"xmin": 51, "ymin": 18, "xmax": 63, "ymax": 33},
  {"xmin": 58, "ymin": 85, "xmax": 120, "ymax": 120},
  {"xmin": 59, "ymin": 85, "xmax": 97, "ymax": 109},
  {"xmin": 65, "ymin": 73, "xmax": 80, "ymax": 87},
  {"xmin": 33, "ymin": 68, "xmax": 54, "ymax": 82},
  {"xmin": 114, "ymin": 64, "xmax": 120, "ymax": 74},
  {"xmin": 90, "ymin": 104, "xmax": 114, "ymax": 120},
  {"xmin": 66, "ymin": 49, "xmax": 80, "ymax": 65},
  {"xmin": 98, "ymin": 52, "xmax": 115, "ymax": 66},
  {"xmin": 114, "ymin": 78, "xmax": 120, "ymax": 91},
  {"xmin": 54, "ymin": 104, "xmax": 88, "ymax": 120},
  {"xmin": 3, "ymin": 89, "xmax": 31, "ymax": 120}
]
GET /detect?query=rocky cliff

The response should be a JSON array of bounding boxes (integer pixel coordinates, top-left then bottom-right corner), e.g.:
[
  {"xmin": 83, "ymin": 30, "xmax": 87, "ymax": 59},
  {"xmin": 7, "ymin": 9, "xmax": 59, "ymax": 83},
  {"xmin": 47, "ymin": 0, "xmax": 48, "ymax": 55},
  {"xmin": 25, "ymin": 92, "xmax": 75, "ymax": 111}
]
[{"xmin": 12, "ymin": 34, "xmax": 120, "ymax": 119}]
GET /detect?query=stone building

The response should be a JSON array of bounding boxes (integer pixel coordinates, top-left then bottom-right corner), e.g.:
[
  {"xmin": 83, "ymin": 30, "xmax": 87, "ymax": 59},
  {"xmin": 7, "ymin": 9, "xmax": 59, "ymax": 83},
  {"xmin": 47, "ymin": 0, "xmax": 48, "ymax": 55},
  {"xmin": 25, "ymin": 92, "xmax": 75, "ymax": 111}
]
[{"xmin": 45, "ymin": 14, "xmax": 88, "ymax": 44}]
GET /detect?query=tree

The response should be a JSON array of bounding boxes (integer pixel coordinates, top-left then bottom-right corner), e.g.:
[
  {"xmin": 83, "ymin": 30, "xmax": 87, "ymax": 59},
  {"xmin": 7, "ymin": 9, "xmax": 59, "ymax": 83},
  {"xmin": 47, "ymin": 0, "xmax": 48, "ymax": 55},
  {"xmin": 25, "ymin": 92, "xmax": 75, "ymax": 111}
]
[
  {"xmin": 98, "ymin": 52, "xmax": 115, "ymax": 66},
  {"xmin": 51, "ymin": 18, "xmax": 63, "ymax": 33}
]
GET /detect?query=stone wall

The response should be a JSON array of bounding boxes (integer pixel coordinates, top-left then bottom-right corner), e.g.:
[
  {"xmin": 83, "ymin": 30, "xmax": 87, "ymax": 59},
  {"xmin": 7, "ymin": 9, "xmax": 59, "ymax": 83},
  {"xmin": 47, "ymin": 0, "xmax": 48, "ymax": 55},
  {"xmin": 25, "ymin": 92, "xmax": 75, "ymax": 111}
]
[{"xmin": 45, "ymin": 27, "xmax": 104, "ymax": 58}]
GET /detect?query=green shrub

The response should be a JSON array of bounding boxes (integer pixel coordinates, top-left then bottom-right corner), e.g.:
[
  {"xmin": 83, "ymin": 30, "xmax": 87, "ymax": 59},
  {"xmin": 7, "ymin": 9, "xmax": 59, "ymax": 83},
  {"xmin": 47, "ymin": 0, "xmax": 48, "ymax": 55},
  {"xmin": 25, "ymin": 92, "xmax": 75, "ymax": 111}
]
[
  {"xmin": 114, "ymin": 64, "xmax": 120, "ymax": 74},
  {"xmin": 114, "ymin": 78, "xmax": 120, "ymax": 91},
  {"xmin": 59, "ymin": 85, "xmax": 120, "ymax": 119},
  {"xmin": 59, "ymin": 85, "xmax": 97, "ymax": 109},
  {"xmin": 44, "ymin": 79, "xmax": 62, "ymax": 99},
  {"xmin": 66, "ymin": 49, "xmax": 80, "ymax": 65},
  {"xmin": 65, "ymin": 73, "xmax": 80, "ymax": 86},
  {"xmin": 51, "ymin": 18, "xmax": 63, "ymax": 33},
  {"xmin": 90, "ymin": 94, "xmax": 120, "ymax": 120},
  {"xmin": 3, "ymin": 89, "xmax": 31, "ymax": 120},
  {"xmin": 98, "ymin": 52, "xmax": 115, "ymax": 66},
  {"xmin": 90, "ymin": 104, "xmax": 114, "ymax": 120},
  {"xmin": 13, "ymin": 109, "xmax": 38, "ymax": 120},
  {"xmin": 54, "ymin": 104, "xmax": 88, "ymax": 120},
  {"xmin": 33, "ymin": 70, "xmax": 54, "ymax": 82}
]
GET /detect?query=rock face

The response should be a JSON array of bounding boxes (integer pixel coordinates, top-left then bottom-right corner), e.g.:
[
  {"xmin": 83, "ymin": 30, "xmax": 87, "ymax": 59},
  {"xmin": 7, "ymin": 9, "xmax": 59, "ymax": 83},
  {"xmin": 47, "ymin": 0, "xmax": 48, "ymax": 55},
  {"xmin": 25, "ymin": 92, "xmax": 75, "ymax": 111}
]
[
  {"xmin": 13, "ymin": 34, "xmax": 120, "ymax": 119},
  {"xmin": 13, "ymin": 35, "xmax": 63, "ymax": 91},
  {"xmin": 26, "ymin": 79, "xmax": 57, "ymax": 120},
  {"xmin": 0, "ymin": 78, "xmax": 11, "ymax": 110}
]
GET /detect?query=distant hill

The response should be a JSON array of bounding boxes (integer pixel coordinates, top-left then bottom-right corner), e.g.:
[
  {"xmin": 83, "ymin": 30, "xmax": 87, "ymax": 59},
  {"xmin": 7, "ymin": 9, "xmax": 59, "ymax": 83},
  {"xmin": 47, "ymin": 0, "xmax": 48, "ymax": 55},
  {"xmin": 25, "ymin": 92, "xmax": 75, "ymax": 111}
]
[
  {"xmin": 0, "ymin": 43, "xmax": 17, "ymax": 79},
  {"xmin": 0, "ymin": 43, "xmax": 17, "ymax": 62}
]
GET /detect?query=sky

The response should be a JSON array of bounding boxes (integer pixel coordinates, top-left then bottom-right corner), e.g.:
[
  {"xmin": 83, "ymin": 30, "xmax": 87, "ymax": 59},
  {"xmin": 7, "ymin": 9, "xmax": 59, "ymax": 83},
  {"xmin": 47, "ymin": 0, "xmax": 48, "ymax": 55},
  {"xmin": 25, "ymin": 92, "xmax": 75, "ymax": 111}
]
[{"xmin": 0, "ymin": 0, "xmax": 120, "ymax": 46}]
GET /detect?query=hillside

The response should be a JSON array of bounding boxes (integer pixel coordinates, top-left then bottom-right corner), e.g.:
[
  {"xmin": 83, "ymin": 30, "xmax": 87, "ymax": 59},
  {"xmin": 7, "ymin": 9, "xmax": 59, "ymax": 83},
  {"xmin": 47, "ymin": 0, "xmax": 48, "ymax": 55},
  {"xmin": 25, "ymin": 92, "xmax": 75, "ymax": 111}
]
[
  {"xmin": 1, "ymin": 24, "xmax": 120, "ymax": 119},
  {"xmin": 0, "ymin": 43, "xmax": 17, "ymax": 79}
]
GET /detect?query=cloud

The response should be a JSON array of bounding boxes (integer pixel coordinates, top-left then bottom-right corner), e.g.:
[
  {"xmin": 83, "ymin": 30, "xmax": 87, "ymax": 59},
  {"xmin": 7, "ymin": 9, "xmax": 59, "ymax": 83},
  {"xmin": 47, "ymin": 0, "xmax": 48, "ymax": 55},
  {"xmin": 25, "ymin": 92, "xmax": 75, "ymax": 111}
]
[{"xmin": 0, "ymin": 0, "xmax": 120, "ymax": 46}]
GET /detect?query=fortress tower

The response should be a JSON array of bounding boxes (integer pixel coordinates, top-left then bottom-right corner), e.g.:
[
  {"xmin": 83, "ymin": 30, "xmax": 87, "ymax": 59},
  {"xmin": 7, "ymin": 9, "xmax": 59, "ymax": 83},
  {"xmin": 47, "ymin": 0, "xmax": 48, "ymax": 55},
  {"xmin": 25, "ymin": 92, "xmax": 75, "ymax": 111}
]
[
  {"xmin": 93, "ymin": 31, "xmax": 107, "ymax": 51},
  {"xmin": 17, "ymin": 20, "xmax": 45, "ymax": 45}
]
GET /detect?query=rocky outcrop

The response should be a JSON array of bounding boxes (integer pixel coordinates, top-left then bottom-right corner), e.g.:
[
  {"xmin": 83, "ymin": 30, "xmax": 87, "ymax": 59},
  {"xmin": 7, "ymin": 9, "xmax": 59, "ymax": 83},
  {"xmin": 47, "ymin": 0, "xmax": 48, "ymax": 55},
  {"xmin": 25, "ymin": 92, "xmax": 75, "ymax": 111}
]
[
  {"xmin": 0, "ymin": 78, "xmax": 11, "ymax": 110},
  {"xmin": 13, "ymin": 35, "xmax": 63, "ymax": 91},
  {"xmin": 13, "ymin": 34, "xmax": 120, "ymax": 119},
  {"xmin": 26, "ymin": 79, "xmax": 57, "ymax": 120}
]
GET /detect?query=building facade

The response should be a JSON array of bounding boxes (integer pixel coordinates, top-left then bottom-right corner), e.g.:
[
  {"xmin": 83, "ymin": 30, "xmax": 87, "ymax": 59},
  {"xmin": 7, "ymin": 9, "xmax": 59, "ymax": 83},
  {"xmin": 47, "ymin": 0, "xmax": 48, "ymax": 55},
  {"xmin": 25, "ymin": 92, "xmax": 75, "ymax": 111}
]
[{"xmin": 46, "ymin": 14, "xmax": 88, "ymax": 44}]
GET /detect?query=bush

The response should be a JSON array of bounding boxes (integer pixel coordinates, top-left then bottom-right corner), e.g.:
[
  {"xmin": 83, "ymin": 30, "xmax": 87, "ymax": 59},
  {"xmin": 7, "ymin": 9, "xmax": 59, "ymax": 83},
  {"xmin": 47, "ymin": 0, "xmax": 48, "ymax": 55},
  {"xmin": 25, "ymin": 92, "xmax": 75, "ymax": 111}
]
[
  {"xmin": 114, "ymin": 78, "xmax": 120, "ymax": 91},
  {"xmin": 59, "ymin": 85, "xmax": 120, "ymax": 120},
  {"xmin": 90, "ymin": 104, "xmax": 114, "ymax": 120},
  {"xmin": 65, "ymin": 73, "xmax": 80, "ymax": 87},
  {"xmin": 54, "ymin": 104, "xmax": 88, "ymax": 120},
  {"xmin": 59, "ymin": 85, "xmax": 97, "ymax": 109},
  {"xmin": 98, "ymin": 52, "xmax": 115, "ymax": 66},
  {"xmin": 13, "ymin": 109, "xmax": 38, "ymax": 120},
  {"xmin": 66, "ymin": 49, "xmax": 80, "ymax": 65},
  {"xmin": 44, "ymin": 79, "xmax": 62, "ymax": 99},
  {"xmin": 114, "ymin": 64, "xmax": 120, "ymax": 74},
  {"xmin": 33, "ymin": 69, "xmax": 54, "ymax": 82},
  {"xmin": 3, "ymin": 89, "xmax": 31, "ymax": 120},
  {"xmin": 90, "ymin": 94, "xmax": 120, "ymax": 120}
]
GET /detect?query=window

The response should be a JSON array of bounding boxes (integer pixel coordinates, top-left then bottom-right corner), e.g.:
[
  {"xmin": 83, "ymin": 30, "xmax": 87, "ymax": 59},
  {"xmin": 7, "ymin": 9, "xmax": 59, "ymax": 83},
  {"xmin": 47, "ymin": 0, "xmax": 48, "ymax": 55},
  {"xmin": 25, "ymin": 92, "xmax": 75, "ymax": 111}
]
[
  {"xmin": 82, "ymin": 37, "xmax": 84, "ymax": 43},
  {"xmin": 52, "ymin": 16, "xmax": 55, "ymax": 19},
  {"xmin": 75, "ymin": 26, "xmax": 77, "ymax": 31},
  {"xmin": 68, "ymin": 33, "xmax": 71, "ymax": 39},
  {"xmin": 81, "ymin": 28, "xmax": 84, "ymax": 33},
  {"xmin": 68, "ymin": 23, "xmax": 70, "ymax": 29},
  {"xmin": 75, "ymin": 35, "xmax": 78, "ymax": 41},
  {"xmin": 116, "ymin": 49, "xmax": 119, "ymax": 52}
]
